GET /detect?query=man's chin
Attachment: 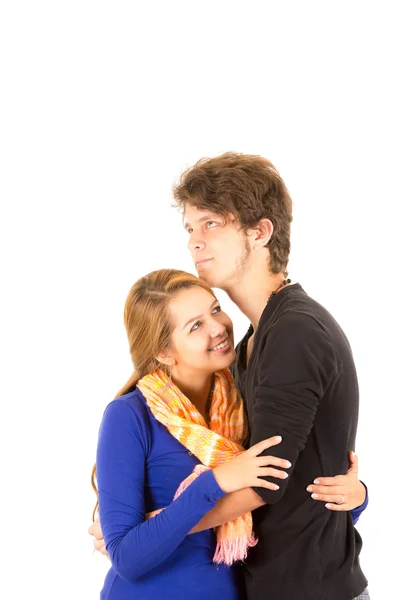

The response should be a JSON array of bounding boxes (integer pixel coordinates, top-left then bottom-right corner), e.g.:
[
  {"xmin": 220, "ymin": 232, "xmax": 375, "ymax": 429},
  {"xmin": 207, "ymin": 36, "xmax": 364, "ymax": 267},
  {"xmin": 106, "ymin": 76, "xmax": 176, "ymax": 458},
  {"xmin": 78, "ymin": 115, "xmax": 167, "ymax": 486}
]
[{"xmin": 197, "ymin": 269, "xmax": 220, "ymax": 288}]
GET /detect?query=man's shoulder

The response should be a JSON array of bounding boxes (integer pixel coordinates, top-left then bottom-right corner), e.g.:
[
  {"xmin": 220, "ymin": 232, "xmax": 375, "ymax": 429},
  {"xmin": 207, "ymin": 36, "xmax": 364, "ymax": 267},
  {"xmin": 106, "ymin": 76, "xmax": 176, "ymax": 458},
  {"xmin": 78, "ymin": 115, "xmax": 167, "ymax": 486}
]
[
  {"xmin": 266, "ymin": 311, "xmax": 334, "ymax": 351},
  {"xmin": 256, "ymin": 291, "xmax": 337, "ymax": 358},
  {"xmin": 269, "ymin": 283, "xmax": 340, "ymax": 337}
]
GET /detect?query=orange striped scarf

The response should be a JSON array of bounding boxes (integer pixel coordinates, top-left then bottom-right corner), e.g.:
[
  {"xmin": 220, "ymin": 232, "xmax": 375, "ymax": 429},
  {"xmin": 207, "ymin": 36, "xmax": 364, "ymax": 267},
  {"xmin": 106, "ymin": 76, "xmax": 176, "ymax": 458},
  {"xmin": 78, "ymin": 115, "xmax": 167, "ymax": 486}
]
[{"xmin": 137, "ymin": 367, "xmax": 258, "ymax": 565}]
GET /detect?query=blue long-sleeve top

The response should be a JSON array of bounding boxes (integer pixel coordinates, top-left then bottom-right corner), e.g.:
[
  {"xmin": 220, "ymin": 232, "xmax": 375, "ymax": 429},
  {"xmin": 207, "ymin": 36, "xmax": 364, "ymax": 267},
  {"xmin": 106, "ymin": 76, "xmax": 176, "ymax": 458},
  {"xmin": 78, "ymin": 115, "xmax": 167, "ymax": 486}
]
[
  {"xmin": 96, "ymin": 389, "xmax": 245, "ymax": 600},
  {"xmin": 96, "ymin": 388, "xmax": 368, "ymax": 600},
  {"xmin": 351, "ymin": 482, "xmax": 368, "ymax": 524}
]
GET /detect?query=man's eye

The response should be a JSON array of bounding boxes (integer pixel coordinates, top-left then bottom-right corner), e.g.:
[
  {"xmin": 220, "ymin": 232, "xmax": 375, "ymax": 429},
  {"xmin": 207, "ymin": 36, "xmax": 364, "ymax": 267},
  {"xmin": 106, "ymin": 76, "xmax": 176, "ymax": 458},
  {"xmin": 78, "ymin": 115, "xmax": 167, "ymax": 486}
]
[
  {"xmin": 187, "ymin": 228, "xmax": 193, "ymax": 234},
  {"xmin": 207, "ymin": 221, "xmax": 217, "ymax": 229},
  {"xmin": 190, "ymin": 321, "xmax": 202, "ymax": 332}
]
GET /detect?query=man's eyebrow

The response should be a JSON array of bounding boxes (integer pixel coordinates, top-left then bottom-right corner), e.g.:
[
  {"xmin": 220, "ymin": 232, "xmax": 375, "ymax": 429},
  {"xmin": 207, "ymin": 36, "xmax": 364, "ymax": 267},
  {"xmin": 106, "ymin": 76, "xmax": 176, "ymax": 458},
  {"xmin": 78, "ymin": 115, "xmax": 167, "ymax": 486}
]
[
  {"xmin": 182, "ymin": 298, "xmax": 219, "ymax": 329},
  {"xmin": 183, "ymin": 214, "xmax": 219, "ymax": 230}
]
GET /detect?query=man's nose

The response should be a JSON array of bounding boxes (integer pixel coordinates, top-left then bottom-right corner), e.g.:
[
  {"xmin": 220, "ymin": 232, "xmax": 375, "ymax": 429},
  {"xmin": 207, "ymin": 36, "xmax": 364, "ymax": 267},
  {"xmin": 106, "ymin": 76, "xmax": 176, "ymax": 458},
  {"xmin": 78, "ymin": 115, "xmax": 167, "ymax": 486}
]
[{"xmin": 188, "ymin": 232, "xmax": 205, "ymax": 252}]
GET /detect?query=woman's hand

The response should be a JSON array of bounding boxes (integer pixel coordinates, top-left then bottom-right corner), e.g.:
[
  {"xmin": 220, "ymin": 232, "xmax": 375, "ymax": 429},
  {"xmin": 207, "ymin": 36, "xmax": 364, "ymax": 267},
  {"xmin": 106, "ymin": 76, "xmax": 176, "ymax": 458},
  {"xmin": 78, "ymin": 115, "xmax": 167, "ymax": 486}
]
[
  {"xmin": 213, "ymin": 436, "xmax": 291, "ymax": 494},
  {"xmin": 307, "ymin": 451, "xmax": 366, "ymax": 511},
  {"xmin": 88, "ymin": 518, "xmax": 108, "ymax": 558}
]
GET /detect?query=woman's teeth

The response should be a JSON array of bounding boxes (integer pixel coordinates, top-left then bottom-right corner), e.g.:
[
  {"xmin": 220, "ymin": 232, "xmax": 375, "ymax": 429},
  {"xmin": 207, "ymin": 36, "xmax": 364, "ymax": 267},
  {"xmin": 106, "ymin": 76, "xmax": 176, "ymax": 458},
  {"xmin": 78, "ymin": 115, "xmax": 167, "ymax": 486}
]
[{"xmin": 210, "ymin": 340, "xmax": 228, "ymax": 351}]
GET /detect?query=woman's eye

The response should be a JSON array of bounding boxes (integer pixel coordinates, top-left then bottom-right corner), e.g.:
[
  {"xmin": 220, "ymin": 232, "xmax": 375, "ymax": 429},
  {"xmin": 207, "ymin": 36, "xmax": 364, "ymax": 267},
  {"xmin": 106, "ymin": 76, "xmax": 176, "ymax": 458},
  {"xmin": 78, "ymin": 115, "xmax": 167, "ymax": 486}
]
[
  {"xmin": 212, "ymin": 305, "xmax": 221, "ymax": 314},
  {"xmin": 190, "ymin": 321, "xmax": 202, "ymax": 332}
]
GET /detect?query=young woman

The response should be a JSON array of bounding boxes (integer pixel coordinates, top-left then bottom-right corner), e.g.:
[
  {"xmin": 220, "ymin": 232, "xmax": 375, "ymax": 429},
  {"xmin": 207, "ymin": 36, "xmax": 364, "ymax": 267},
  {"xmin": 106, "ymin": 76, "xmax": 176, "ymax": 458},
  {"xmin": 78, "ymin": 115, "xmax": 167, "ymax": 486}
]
[{"xmin": 92, "ymin": 269, "xmax": 367, "ymax": 600}]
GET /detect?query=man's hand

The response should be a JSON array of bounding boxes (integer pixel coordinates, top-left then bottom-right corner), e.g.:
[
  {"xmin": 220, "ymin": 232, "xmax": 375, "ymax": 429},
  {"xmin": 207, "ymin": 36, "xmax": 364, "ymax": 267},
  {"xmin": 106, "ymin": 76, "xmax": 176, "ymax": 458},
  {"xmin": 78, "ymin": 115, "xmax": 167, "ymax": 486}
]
[
  {"xmin": 307, "ymin": 451, "xmax": 366, "ymax": 511},
  {"xmin": 88, "ymin": 510, "xmax": 165, "ymax": 558},
  {"xmin": 145, "ymin": 508, "xmax": 165, "ymax": 519},
  {"xmin": 88, "ymin": 518, "xmax": 108, "ymax": 558}
]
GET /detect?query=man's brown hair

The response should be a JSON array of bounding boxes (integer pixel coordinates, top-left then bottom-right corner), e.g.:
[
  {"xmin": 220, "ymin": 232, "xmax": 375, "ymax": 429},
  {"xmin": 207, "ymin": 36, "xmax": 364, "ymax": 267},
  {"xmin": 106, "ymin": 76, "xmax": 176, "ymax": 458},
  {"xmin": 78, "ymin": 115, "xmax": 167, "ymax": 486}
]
[{"xmin": 173, "ymin": 152, "xmax": 293, "ymax": 274}]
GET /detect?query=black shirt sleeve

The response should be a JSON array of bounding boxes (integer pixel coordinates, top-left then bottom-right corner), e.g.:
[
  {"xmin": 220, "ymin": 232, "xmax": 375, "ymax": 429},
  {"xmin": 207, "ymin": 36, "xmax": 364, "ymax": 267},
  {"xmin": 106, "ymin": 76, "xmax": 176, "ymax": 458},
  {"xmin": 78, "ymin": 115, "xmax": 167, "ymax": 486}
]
[{"xmin": 251, "ymin": 312, "xmax": 337, "ymax": 504}]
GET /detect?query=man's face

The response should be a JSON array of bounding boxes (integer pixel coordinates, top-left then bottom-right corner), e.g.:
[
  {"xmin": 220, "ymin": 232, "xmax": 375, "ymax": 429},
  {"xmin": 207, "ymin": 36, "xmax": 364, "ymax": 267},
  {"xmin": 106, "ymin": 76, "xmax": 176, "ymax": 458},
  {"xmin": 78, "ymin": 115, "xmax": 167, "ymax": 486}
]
[{"xmin": 184, "ymin": 205, "xmax": 252, "ymax": 290}]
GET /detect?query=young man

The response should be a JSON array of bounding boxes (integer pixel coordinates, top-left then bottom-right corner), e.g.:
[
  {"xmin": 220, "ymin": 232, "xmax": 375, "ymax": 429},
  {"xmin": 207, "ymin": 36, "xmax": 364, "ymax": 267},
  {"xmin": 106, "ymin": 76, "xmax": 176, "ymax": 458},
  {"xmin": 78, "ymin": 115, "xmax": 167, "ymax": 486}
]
[
  {"xmin": 90, "ymin": 153, "xmax": 369, "ymax": 599},
  {"xmin": 172, "ymin": 153, "xmax": 368, "ymax": 599}
]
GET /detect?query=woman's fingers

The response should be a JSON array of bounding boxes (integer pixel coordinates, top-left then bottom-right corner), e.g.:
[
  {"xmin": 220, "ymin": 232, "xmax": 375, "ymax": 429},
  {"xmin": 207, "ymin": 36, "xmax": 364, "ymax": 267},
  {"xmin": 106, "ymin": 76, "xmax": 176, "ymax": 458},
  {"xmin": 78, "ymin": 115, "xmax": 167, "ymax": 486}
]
[
  {"xmin": 325, "ymin": 502, "xmax": 350, "ymax": 511},
  {"xmin": 306, "ymin": 484, "xmax": 342, "ymax": 495},
  {"xmin": 310, "ymin": 492, "xmax": 346, "ymax": 504},
  {"xmin": 311, "ymin": 475, "xmax": 344, "ymax": 486},
  {"xmin": 348, "ymin": 450, "xmax": 359, "ymax": 473},
  {"xmin": 257, "ymin": 455, "xmax": 291, "ymax": 469},
  {"xmin": 258, "ymin": 467, "xmax": 289, "ymax": 479},
  {"xmin": 247, "ymin": 436, "xmax": 283, "ymax": 456},
  {"xmin": 254, "ymin": 477, "xmax": 280, "ymax": 490}
]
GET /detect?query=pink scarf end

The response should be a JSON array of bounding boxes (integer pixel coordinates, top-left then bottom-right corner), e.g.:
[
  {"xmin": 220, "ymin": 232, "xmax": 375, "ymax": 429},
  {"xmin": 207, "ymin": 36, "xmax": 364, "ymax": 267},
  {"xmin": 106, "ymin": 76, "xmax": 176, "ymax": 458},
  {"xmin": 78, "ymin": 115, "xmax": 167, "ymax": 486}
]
[
  {"xmin": 174, "ymin": 464, "xmax": 209, "ymax": 499},
  {"xmin": 213, "ymin": 533, "xmax": 258, "ymax": 566},
  {"xmin": 174, "ymin": 464, "xmax": 258, "ymax": 566}
]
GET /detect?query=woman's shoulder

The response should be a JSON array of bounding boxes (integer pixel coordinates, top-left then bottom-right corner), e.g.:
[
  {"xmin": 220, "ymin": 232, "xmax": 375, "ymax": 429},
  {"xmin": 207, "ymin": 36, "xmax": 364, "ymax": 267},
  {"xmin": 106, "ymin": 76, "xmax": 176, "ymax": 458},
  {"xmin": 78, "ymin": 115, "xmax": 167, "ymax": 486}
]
[
  {"xmin": 110, "ymin": 387, "xmax": 150, "ymax": 413},
  {"xmin": 101, "ymin": 388, "xmax": 153, "ymax": 450}
]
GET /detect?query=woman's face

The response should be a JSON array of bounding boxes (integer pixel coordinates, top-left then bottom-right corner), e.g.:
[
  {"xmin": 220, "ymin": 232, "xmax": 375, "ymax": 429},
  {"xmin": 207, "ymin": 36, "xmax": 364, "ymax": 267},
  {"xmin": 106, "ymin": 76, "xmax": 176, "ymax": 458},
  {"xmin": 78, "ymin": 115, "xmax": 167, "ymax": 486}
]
[{"xmin": 166, "ymin": 286, "xmax": 235, "ymax": 376}]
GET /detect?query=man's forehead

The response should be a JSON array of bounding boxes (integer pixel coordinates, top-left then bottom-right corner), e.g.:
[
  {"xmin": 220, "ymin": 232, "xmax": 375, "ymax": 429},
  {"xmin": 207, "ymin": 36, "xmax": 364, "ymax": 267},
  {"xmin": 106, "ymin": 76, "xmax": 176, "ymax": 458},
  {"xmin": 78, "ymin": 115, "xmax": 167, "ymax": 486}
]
[{"xmin": 183, "ymin": 206, "xmax": 223, "ymax": 228}]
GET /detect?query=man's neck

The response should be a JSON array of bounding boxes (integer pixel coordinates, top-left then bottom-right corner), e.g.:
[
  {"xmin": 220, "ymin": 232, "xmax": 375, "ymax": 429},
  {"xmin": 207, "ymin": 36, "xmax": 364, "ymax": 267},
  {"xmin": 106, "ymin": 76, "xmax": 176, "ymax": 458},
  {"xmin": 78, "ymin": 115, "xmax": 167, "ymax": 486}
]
[{"xmin": 225, "ymin": 266, "xmax": 288, "ymax": 331}]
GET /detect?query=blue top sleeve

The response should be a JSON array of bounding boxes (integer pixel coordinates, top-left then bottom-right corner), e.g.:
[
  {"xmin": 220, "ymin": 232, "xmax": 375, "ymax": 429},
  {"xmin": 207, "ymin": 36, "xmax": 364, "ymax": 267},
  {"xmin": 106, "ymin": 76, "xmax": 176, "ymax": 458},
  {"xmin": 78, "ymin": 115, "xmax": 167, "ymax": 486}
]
[
  {"xmin": 96, "ymin": 399, "xmax": 225, "ymax": 582},
  {"xmin": 350, "ymin": 481, "xmax": 368, "ymax": 525}
]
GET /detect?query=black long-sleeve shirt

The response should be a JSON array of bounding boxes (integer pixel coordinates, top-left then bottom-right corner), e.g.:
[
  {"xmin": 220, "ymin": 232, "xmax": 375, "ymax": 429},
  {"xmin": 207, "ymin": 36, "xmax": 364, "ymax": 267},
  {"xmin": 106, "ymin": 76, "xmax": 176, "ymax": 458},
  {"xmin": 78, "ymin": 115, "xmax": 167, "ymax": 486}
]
[{"xmin": 233, "ymin": 283, "xmax": 367, "ymax": 600}]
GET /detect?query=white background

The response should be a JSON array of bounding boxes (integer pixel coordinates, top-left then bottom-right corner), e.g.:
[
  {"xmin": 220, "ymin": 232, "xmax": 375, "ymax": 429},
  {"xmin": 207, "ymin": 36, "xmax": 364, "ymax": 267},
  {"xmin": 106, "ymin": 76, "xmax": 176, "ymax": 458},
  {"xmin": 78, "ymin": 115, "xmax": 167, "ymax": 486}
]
[{"xmin": 1, "ymin": 2, "xmax": 395, "ymax": 599}]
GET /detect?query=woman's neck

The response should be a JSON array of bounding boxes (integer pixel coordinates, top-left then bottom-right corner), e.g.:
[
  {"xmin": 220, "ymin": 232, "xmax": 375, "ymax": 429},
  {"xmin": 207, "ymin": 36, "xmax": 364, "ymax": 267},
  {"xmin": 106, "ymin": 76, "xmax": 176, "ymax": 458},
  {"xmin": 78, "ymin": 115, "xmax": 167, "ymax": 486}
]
[{"xmin": 171, "ymin": 369, "xmax": 214, "ymax": 419}]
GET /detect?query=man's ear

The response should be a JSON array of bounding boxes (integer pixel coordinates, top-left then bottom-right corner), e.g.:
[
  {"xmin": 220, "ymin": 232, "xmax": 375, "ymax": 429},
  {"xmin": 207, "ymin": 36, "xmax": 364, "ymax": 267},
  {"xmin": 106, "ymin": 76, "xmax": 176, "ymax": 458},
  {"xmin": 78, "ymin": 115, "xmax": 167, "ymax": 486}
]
[{"xmin": 247, "ymin": 218, "xmax": 274, "ymax": 248}]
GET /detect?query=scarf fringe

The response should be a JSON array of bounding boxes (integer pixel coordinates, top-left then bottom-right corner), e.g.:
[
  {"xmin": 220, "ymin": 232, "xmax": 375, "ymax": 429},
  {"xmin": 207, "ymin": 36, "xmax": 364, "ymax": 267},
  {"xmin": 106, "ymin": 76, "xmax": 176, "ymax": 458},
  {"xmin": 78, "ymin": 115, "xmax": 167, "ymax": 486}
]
[
  {"xmin": 213, "ymin": 533, "xmax": 258, "ymax": 566},
  {"xmin": 174, "ymin": 464, "xmax": 209, "ymax": 499},
  {"xmin": 174, "ymin": 464, "xmax": 257, "ymax": 566}
]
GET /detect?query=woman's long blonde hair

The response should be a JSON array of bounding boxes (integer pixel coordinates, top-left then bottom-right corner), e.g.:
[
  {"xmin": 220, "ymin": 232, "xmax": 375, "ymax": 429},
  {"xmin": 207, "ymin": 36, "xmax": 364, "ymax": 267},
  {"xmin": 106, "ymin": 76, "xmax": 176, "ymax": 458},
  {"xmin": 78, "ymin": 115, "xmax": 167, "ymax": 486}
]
[{"xmin": 91, "ymin": 269, "xmax": 215, "ymax": 520}]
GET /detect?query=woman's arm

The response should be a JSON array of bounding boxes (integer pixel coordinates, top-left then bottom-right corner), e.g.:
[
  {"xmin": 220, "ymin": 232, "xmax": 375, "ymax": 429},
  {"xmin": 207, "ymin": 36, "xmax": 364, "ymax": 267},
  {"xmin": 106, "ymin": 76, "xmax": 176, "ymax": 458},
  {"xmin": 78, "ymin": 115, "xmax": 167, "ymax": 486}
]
[
  {"xmin": 306, "ymin": 451, "xmax": 368, "ymax": 522},
  {"xmin": 96, "ymin": 400, "xmax": 226, "ymax": 581},
  {"xmin": 189, "ymin": 487, "xmax": 265, "ymax": 533}
]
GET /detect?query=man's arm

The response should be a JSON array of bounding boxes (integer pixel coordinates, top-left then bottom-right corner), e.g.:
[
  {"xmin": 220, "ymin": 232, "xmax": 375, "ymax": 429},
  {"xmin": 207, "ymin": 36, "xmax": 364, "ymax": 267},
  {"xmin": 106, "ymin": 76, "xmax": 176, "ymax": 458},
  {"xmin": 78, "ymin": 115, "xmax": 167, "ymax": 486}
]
[
  {"xmin": 190, "ymin": 487, "xmax": 265, "ymax": 533},
  {"xmin": 250, "ymin": 313, "xmax": 336, "ymax": 504}
]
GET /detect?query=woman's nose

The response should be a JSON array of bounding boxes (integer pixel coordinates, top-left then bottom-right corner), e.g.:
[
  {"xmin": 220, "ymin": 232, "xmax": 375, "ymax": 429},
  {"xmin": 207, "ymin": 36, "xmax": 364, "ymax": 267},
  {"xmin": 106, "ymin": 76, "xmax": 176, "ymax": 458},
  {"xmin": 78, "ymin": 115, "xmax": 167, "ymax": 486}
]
[{"xmin": 209, "ymin": 321, "xmax": 226, "ymax": 338}]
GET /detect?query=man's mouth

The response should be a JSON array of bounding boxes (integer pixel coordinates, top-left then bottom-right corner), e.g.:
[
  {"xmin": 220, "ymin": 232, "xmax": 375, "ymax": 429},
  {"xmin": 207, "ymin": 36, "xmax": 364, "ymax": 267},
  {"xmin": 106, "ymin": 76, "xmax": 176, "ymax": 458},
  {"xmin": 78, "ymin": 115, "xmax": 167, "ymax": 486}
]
[{"xmin": 196, "ymin": 258, "xmax": 213, "ymax": 268}]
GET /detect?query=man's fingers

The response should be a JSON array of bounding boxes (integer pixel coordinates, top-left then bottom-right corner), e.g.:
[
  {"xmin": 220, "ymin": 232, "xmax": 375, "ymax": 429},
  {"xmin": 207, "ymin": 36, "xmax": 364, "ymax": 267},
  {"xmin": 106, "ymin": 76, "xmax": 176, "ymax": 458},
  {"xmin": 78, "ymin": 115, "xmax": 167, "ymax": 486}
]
[
  {"xmin": 94, "ymin": 538, "xmax": 106, "ymax": 552},
  {"xmin": 92, "ymin": 521, "xmax": 103, "ymax": 540},
  {"xmin": 145, "ymin": 508, "xmax": 165, "ymax": 519},
  {"xmin": 248, "ymin": 436, "xmax": 282, "ymax": 456},
  {"xmin": 88, "ymin": 518, "xmax": 99, "ymax": 536}
]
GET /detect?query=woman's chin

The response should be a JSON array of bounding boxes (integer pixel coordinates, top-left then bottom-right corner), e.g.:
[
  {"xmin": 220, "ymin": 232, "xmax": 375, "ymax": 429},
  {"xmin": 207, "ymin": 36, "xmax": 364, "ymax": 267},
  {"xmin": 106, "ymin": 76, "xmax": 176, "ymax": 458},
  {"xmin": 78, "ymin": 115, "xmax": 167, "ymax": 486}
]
[{"xmin": 212, "ymin": 348, "xmax": 236, "ymax": 370}]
